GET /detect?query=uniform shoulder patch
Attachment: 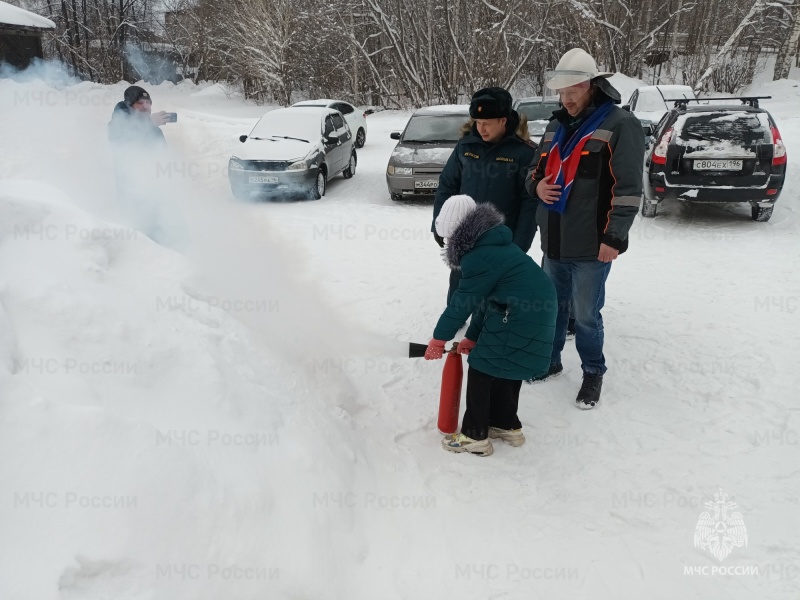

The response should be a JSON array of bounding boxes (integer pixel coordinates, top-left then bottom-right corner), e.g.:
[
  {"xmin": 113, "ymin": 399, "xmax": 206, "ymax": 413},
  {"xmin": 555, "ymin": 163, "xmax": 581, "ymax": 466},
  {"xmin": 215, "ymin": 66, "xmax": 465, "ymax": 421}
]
[{"xmin": 464, "ymin": 151, "xmax": 480, "ymax": 159}]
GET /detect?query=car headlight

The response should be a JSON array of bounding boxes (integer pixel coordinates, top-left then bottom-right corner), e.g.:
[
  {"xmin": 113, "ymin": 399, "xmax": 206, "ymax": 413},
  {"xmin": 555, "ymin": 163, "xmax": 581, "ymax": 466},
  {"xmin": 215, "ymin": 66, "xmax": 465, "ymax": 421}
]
[
  {"xmin": 287, "ymin": 159, "xmax": 309, "ymax": 171},
  {"xmin": 229, "ymin": 157, "xmax": 246, "ymax": 171},
  {"xmin": 388, "ymin": 166, "xmax": 412, "ymax": 175}
]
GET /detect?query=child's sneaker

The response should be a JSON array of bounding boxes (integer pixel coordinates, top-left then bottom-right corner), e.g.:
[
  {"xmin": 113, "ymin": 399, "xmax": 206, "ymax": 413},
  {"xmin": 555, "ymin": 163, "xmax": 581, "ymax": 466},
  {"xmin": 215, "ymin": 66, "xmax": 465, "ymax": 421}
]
[
  {"xmin": 441, "ymin": 433, "xmax": 493, "ymax": 456},
  {"xmin": 488, "ymin": 427, "xmax": 526, "ymax": 447}
]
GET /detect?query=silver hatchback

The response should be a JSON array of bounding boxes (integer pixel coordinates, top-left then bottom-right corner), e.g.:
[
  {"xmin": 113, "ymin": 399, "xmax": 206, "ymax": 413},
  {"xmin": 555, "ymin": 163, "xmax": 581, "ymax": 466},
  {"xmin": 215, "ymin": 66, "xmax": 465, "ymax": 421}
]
[
  {"xmin": 513, "ymin": 96, "xmax": 560, "ymax": 145},
  {"xmin": 386, "ymin": 105, "xmax": 469, "ymax": 201}
]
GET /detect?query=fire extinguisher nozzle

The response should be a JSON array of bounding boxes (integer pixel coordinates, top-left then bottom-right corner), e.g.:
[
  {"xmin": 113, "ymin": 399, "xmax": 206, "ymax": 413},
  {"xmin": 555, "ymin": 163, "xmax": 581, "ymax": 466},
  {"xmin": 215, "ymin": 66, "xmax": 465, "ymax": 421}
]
[{"xmin": 408, "ymin": 342, "xmax": 428, "ymax": 358}]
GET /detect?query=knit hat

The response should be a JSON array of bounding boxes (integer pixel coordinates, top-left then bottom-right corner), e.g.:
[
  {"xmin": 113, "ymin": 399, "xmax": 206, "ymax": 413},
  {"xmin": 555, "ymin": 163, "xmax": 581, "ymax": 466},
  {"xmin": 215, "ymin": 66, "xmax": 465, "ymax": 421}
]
[
  {"xmin": 124, "ymin": 85, "xmax": 151, "ymax": 106},
  {"xmin": 469, "ymin": 87, "xmax": 512, "ymax": 120},
  {"xmin": 435, "ymin": 195, "xmax": 477, "ymax": 238}
]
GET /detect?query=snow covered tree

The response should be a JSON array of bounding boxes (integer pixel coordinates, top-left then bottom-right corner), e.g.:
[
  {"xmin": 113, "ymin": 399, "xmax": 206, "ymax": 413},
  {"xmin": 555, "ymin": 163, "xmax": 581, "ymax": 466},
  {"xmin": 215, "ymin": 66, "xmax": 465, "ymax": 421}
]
[
  {"xmin": 694, "ymin": 0, "xmax": 768, "ymax": 92},
  {"xmin": 17, "ymin": 0, "xmax": 159, "ymax": 81},
  {"xmin": 162, "ymin": 0, "xmax": 221, "ymax": 83},
  {"xmin": 8, "ymin": 0, "xmax": 795, "ymax": 102},
  {"xmin": 773, "ymin": 0, "xmax": 800, "ymax": 80},
  {"xmin": 214, "ymin": 0, "xmax": 299, "ymax": 104},
  {"xmin": 345, "ymin": 0, "xmax": 554, "ymax": 107}
]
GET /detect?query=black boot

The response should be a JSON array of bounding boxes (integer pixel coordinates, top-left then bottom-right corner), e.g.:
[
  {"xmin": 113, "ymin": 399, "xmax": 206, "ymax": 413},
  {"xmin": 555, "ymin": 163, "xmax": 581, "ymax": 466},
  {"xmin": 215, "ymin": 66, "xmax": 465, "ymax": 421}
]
[
  {"xmin": 566, "ymin": 318, "xmax": 576, "ymax": 340},
  {"xmin": 526, "ymin": 363, "xmax": 563, "ymax": 384},
  {"xmin": 576, "ymin": 373, "xmax": 602, "ymax": 409}
]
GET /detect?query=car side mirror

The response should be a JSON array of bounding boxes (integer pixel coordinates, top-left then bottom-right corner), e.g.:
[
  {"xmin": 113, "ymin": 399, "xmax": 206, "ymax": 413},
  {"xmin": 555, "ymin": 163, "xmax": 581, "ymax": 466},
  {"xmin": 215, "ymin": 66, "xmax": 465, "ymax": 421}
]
[
  {"xmin": 643, "ymin": 124, "xmax": 656, "ymax": 136},
  {"xmin": 325, "ymin": 134, "xmax": 338, "ymax": 143},
  {"xmin": 239, "ymin": 135, "xmax": 247, "ymax": 143},
  {"xmin": 390, "ymin": 132, "xmax": 401, "ymax": 140},
  {"xmin": 622, "ymin": 104, "xmax": 631, "ymax": 111},
  {"xmin": 364, "ymin": 108, "xmax": 375, "ymax": 116}
]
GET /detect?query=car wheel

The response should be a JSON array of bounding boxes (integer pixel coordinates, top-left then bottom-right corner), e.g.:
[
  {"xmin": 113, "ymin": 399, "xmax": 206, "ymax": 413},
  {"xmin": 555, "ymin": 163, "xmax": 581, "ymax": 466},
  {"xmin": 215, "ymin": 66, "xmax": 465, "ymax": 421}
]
[
  {"xmin": 390, "ymin": 193, "xmax": 403, "ymax": 202},
  {"xmin": 751, "ymin": 205, "xmax": 773, "ymax": 222},
  {"xmin": 310, "ymin": 169, "xmax": 326, "ymax": 200},
  {"xmin": 641, "ymin": 199, "xmax": 657, "ymax": 218},
  {"xmin": 355, "ymin": 128, "xmax": 366, "ymax": 148},
  {"xmin": 342, "ymin": 151, "xmax": 357, "ymax": 179}
]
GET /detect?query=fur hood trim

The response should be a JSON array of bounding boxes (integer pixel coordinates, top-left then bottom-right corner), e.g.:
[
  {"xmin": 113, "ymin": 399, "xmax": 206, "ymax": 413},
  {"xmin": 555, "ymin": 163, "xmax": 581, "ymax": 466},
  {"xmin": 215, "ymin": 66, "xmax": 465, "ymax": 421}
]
[{"xmin": 443, "ymin": 203, "xmax": 505, "ymax": 270}]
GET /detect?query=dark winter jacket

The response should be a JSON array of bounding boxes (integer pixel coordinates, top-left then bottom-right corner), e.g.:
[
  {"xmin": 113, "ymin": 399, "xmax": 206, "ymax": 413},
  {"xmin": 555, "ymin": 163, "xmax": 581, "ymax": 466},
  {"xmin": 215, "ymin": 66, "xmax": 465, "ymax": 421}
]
[
  {"xmin": 108, "ymin": 102, "xmax": 166, "ymax": 149},
  {"xmin": 433, "ymin": 111, "xmax": 539, "ymax": 252},
  {"xmin": 432, "ymin": 204, "xmax": 557, "ymax": 380},
  {"xmin": 526, "ymin": 95, "xmax": 645, "ymax": 261}
]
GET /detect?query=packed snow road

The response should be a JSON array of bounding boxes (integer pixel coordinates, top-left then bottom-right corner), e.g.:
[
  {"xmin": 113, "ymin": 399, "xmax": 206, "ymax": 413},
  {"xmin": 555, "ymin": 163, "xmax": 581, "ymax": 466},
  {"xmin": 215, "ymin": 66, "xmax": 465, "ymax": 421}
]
[{"xmin": 1, "ymin": 77, "xmax": 799, "ymax": 599}]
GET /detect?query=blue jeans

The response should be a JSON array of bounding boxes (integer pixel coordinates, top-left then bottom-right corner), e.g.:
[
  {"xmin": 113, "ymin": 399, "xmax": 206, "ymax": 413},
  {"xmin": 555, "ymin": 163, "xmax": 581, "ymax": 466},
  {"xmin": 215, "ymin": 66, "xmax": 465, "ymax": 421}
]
[{"xmin": 542, "ymin": 258, "xmax": 612, "ymax": 375}]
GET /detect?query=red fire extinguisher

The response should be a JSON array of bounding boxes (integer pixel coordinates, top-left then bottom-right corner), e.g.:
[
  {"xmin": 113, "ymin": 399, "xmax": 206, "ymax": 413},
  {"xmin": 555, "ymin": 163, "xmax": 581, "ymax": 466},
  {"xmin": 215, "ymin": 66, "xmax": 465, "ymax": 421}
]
[{"xmin": 437, "ymin": 343, "xmax": 463, "ymax": 434}]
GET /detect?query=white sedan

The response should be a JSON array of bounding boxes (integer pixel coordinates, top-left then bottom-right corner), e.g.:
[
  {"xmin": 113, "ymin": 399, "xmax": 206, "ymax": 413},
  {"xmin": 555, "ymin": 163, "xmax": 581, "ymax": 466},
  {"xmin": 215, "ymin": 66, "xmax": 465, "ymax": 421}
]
[{"xmin": 293, "ymin": 99, "xmax": 369, "ymax": 148}]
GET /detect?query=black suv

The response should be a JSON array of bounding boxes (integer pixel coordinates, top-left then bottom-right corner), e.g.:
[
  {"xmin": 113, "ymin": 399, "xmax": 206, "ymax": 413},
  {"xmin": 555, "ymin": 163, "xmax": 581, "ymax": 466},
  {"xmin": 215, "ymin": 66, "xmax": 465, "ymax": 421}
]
[{"xmin": 642, "ymin": 97, "xmax": 787, "ymax": 221}]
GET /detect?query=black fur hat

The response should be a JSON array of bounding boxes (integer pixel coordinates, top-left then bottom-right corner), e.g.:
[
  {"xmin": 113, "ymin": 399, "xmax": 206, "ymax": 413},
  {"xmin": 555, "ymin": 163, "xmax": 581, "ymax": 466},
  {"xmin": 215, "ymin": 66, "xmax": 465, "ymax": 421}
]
[{"xmin": 469, "ymin": 87, "xmax": 512, "ymax": 120}]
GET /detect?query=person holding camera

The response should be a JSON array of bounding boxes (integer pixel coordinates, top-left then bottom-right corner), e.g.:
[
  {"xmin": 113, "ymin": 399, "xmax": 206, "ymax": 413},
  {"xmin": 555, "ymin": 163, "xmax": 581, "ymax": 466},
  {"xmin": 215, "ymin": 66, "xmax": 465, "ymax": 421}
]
[
  {"xmin": 108, "ymin": 85, "xmax": 173, "ymax": 148},
  {"xmin": 108, "ymin": 86, "xmax": 184, "ymax": 247}
]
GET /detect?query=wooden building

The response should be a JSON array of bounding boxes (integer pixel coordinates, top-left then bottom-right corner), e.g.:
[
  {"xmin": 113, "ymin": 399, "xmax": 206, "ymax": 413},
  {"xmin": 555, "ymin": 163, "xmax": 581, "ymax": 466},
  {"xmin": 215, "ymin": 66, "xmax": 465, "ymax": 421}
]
[{"xmin": 0, "ymin": 1, "xmax": 55, "ymax": 70}]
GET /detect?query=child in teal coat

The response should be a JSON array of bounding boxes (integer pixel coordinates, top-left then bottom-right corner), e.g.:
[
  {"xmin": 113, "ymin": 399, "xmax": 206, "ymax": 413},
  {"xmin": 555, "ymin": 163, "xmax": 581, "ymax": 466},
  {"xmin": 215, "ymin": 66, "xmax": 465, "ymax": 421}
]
[{"xmin": 425, "ymin": 195, "xmax": 557, "ymax": 456}]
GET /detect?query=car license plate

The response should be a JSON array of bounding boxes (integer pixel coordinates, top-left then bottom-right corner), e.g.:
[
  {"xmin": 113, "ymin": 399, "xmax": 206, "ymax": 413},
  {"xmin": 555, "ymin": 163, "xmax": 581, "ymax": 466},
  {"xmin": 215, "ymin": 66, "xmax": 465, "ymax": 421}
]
[
  {"xmin": 415, "ymin": 180, "xmax": 439, "ymax": 189},
  {"xmin": 693, "ymin": 159, "xmax": 743, "ymax": 171},
  {"xmin": 249, "ymin": 176, "xmax": 279, "ymax": 183}
]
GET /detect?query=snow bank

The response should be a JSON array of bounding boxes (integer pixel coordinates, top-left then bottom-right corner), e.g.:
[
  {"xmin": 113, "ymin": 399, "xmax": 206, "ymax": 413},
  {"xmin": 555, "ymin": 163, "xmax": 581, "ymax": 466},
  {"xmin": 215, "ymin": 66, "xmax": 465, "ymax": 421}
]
[
  {"xmin": 190, "ymin": 83, "xmax": 233, "ymax": 98},
  {"xmin": 608, "ymin": 73, "xmax": 647, "ymax": 104},
  {"xmin": 742, "ymin": 78, "xmax": 800, "ymax": 119},
  {"xmin": 0, "ymin": 182, "xmax": 303, "ymax": 597}
]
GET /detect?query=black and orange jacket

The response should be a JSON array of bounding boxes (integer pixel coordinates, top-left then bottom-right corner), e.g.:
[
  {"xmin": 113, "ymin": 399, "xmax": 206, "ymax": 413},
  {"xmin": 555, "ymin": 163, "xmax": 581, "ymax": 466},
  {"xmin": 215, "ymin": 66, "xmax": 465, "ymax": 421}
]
[{"xmin": 526, "ymin": 104, "xmax": 644, "ymax": 261}]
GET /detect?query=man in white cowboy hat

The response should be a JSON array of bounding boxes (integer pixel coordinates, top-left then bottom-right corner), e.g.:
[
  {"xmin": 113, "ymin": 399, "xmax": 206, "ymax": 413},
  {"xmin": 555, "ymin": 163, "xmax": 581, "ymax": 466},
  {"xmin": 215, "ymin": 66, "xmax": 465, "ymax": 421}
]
[{"xmin": 526, "ymin": 48, "xmax": 645, "ymax": 409}]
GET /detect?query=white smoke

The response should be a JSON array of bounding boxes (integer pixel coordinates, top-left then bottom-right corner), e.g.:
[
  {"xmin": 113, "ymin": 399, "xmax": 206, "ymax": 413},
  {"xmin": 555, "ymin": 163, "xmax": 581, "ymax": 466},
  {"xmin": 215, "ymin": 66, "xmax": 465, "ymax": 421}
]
[
  {"xmin": 1, "ymin": 60, "xmax": 410, "ymax": 412},
  {"xmin": 0, "ymin": 56, "xmax": 81, "ymax": 86},
  {"xmin": 123, "ymin": 42, "xmax": 179, "ymax": 84}
]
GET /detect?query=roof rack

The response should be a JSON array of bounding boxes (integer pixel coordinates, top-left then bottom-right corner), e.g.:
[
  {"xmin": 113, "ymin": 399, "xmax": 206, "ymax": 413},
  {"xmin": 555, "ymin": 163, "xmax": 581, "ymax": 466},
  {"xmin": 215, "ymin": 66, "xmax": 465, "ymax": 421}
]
[{"xmin": 665, "ymin": 96, "xmax": 771, "ymax": 109}]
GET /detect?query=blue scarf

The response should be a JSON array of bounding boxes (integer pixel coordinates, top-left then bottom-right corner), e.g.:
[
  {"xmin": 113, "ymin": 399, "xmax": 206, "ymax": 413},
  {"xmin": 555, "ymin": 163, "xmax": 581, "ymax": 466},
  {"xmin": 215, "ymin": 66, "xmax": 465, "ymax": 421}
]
[{"xmin": 544, "ymin": 100, "xmax": 615, "ymax": 214}]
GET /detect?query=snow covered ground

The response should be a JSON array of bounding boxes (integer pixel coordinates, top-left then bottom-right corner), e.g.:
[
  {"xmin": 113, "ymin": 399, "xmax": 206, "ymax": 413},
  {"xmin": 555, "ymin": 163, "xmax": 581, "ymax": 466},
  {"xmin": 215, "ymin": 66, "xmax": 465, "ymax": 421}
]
[{"xmin": 1, "ymin": 74, "xmax": 799, "ymax": 599}]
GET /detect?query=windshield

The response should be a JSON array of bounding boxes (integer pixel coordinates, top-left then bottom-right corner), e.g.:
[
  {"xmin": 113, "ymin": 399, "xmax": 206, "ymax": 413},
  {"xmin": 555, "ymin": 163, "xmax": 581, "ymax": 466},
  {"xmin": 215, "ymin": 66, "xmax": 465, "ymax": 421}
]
[
  {"xmin": 517, "ymin": 103, "xmax": 559, "ymax": 121},
  {"xmin": 250, "ymin": 111, "xmax": 322, "ymax": 141},
  {"xmin": 402, "ymin": 114, "xmax": 468, "ymax": 143}
]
